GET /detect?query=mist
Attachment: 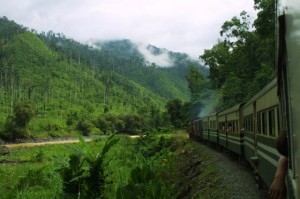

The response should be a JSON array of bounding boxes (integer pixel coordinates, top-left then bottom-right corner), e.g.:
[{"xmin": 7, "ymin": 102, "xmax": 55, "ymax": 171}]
[
  {"xmin": 195, "ymin": 91, "xmax": 222, "ymax": 119},
  {"xmin": 136, "ymin": 43, "xmax": 174, "ymax": 67}
]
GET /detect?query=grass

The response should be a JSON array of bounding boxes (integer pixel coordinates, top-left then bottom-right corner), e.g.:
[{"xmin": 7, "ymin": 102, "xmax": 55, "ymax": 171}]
[{"xmin": 0, "ymin": 132, "xmax": 230, "ymax": 198}]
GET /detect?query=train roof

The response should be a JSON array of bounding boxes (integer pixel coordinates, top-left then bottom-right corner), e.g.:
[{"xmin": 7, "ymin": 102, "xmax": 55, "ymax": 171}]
[
  {"xmin": 201, "ymin": 112, "xmax": 217, "ymax": 119},
  {"xmin": 218, "ymin": 103, "xmax": 244, "ymax": 116},
  {"xmin": 207, "ymin": 112, "xmax": 217, "ymax": 117}
]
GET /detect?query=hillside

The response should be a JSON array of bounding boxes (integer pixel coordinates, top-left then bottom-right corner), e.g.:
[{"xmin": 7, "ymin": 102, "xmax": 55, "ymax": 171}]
[
  {"xmin": 0, "ymin": 17, "xmax": 206, "ymax": 139},
  {"xmin": 93, "ymin": 40, "xmax": 208, "ymax": 99}
]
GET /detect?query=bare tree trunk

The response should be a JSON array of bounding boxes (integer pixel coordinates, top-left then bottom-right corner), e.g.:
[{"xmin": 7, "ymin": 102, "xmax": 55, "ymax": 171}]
[
  {"xmin": 74, "ymin": 80, "xmax": 77, "ymax": 103},
  {"xmin": 10, "ymin": 78, "xmax": 14, "ymax": 115}
]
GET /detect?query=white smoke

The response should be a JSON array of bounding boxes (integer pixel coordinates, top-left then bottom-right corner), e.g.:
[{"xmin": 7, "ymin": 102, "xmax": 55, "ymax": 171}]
[
  {"xmin": 198, "ymin": 91, "xmax": 221, "ymax": 118},
  {"xmin": 136, "ymin": 43, "xmax": 174, "ymax": 67}
]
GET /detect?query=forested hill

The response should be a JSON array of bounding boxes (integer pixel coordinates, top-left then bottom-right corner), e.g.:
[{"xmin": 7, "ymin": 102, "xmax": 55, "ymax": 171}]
[
  {"xmin": 38, "ymin": 36, "xmax": 207, "ymax": 101},
  {"xmin": 0, "ymin": 17, "xmax": 206, "ymax": 139},
  {"xmin": 93, "ymin": 39, "xmax": 208, "ymax": 79}
]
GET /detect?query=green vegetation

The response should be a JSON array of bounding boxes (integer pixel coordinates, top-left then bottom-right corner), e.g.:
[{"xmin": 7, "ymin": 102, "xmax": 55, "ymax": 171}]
[
  {"xmin": 199, "ymin": 0, "xmax": 275, "ymax": 110},
  {"xmin": 0, "ymin": 0, "xmax": 276, "ymax": 197},
  {"xmin": 56, "ymin": 136, "xmax": 119, "ymax": 198},
  {"xmin": 2, "ymin": 101, "xmax": 35, "ymax": 140},
  {"xmin": 0, "ymin": 17, "xmax": 203, "ymax": 140},
  {"xmin": 0, "ymin": 133, "xmax": 229, "ymax": 198}
]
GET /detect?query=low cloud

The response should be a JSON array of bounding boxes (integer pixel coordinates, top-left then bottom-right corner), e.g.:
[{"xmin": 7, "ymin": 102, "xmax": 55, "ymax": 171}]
[
  {"xmin": 0, "ymin": 0, "xmax": 256, "ymax": 58},
  {"xmin": 136, "ymin": 43, "xmax": 174, "ymax": 67}
]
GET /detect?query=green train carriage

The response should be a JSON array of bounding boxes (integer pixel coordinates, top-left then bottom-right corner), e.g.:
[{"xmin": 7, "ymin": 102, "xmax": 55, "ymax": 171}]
[
  {"xmin": 207, "ymin": 113, "xmax": 218, "ymax": 144},
  {"xmin": 217, "ymin": 110, "xmax": 228, "ymax": 148},
  {"xmin": 202, "ymin": 116, "xmax": 209, "ymax": 142},
  {"xmin": 222, "ymin": 104, "xmax": 244, "ymax": 155},
  {"xmin": 242, "ymin": 92, "xmax": 257, "ymax": 165},
  {"xmin": 254, "ymin": 79, "xmax": 280, "ymax": 187},
  {"xmin": 277, "ymin": 0, "xmax": 300, "ymax": 197}
]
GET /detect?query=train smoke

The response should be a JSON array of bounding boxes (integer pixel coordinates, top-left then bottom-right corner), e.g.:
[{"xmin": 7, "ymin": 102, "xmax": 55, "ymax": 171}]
[{"xmin": 198, "ymin": 91, "xmax": 221, "ymax": 118}]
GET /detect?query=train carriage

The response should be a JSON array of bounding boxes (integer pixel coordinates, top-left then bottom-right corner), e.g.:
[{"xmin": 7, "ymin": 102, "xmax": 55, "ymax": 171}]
[
  {"xmin": 189, "ymin": 117, "xmax": 203, "ymax": 142},
  {"xmin": 242, "ymin": 93, "xmax": 257, "ymax": 166},
  {"xmin": 202, "ymin": 116, "xmax": 209, "ymax": 142},
  {"xmin": 207, "ymin": 113, "xmax": 218, "ymax": 144},
  {"xmin": 241, "ymin": 79, "xmax": 280, "ymax": 187},
  {"xmin": 254, "ymin": 79, "xmax": 280, "ymax": 187},
  {"xmin": 193, "ymin": 118, "xmax": 203, "ymax": 141},
  {"xmin": 223, "ymin": 104, "xmax": 244, "ymax": 155},
  {"xmin": 188, "ymin": 0, "xmax": 300, "ymax": 196},
  {"xmin": 217, "ymin": 110, "xmax": 228, "ymax": 148},
  {"xmin": 277, "ymin": 0, "xmax": 300, "ymax": 197}
]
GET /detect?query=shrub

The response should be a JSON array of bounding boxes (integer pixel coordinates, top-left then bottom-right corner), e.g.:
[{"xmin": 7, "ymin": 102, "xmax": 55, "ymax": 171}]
[
  {"xmin": 2, "ymin": 101, "xmax": 35, "ymax": 141},
  {"xmin": 56, "ymin": 136, "xmax": 119, "ymax": 198},
  {"xmin": 66, "ymin": 111, "xmax": 80, "ymax": 127},
  {"xmin": 76, "ymin": 119, "xmax": 94, "ymax": 136}
]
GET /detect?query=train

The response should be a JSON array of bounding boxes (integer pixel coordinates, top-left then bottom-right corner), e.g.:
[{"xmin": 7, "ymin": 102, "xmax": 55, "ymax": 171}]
[
  {"xmin": 189, "ymin": 79, "xmax": 279, "ymax": 188},
  {"xmin": 189, "ymin": 0, "xmax": 300, "ymax": 198}
]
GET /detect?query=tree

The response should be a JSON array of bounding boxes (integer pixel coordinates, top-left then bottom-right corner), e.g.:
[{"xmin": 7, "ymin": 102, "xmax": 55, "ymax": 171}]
[
  {"xmin": 200, "ymin": 41, "xmax": 230, "ymax": 89},
  {"xmin": 185, "ymin": 65, "xmax": 212, "ymax": 119},
  {"xmin": 185, "ymin": 65, "xmax": 205, "ymax": 96},
  {"xmin": 253, "ymin": 0, "xmax": 275, "ymax": 39},
  {"xmin": 13, "ymin": 101, "xmax": 35, "ymax": 128},
  {"xmin": 2, "ymin": 101, "xmax": 35, "ymax": 140},
  {"xmin": 165, "ymin": 99, "xmax": 185, "ymax": 129},
  {"xmin": 200, "ymin": 7, "xmax": 275, "ymax": 109}
]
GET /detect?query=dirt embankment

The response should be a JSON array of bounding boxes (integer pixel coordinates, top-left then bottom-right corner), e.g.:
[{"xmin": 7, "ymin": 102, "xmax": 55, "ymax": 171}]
[{"xmin": 175, "ymin": 139, "xmax": 268, "ymax": 199}]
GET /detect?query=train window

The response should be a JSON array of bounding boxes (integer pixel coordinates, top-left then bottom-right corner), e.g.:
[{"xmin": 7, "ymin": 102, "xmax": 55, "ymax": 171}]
[
  {"xmin": 244, "ymin": 116, "xmax": 249, "ymax": 132},
  {"xmin": 268, "ymin": 109, "xmax": 275, "ymax": 136},
  {"xmin": 250, "ymin": 114, "xmax": 253, "ymax": 132},
  {"xmin": 234, "ymin": 121, "xmax": 237, "ymax": 132},
  {"xmin": 227, "ymin": 121, "xmax": 232, "ymax": 132},
  {"xmin": 220, "ymin": 122, "xmax": 226, "ymax": 132},
  {"xmin": 257, "ymin": 113, "xmax": 261, "ymax": 134},
  {"xmin": 248, "ymin": 118, "xmax": 250, "ymax": 131},
  {"xmin": 262, "ymin": 112, "xmax": 267, "ymax": 135},
  {"xmin": 244, "ymin": 115, "xmax": 253, "ymax": 132},
  {"xmin": 220, "ymin": 122, "xmax": 225, "ymax": 132}
]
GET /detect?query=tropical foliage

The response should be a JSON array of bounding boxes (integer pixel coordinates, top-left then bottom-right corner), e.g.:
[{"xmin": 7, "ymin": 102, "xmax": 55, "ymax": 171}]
[
  {"xmin": 199, "ymin": 0, "xmax": 275, "ymax": 110},
  {"xmin": 0, "ymin": 17, "xmax": 206, "ymax": 140}
]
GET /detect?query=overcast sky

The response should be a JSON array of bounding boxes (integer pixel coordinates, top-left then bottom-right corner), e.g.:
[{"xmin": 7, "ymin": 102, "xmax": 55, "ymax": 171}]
[{"xmin": 0, "ymin": 0, "xmax": 257, "ymax": 59}]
